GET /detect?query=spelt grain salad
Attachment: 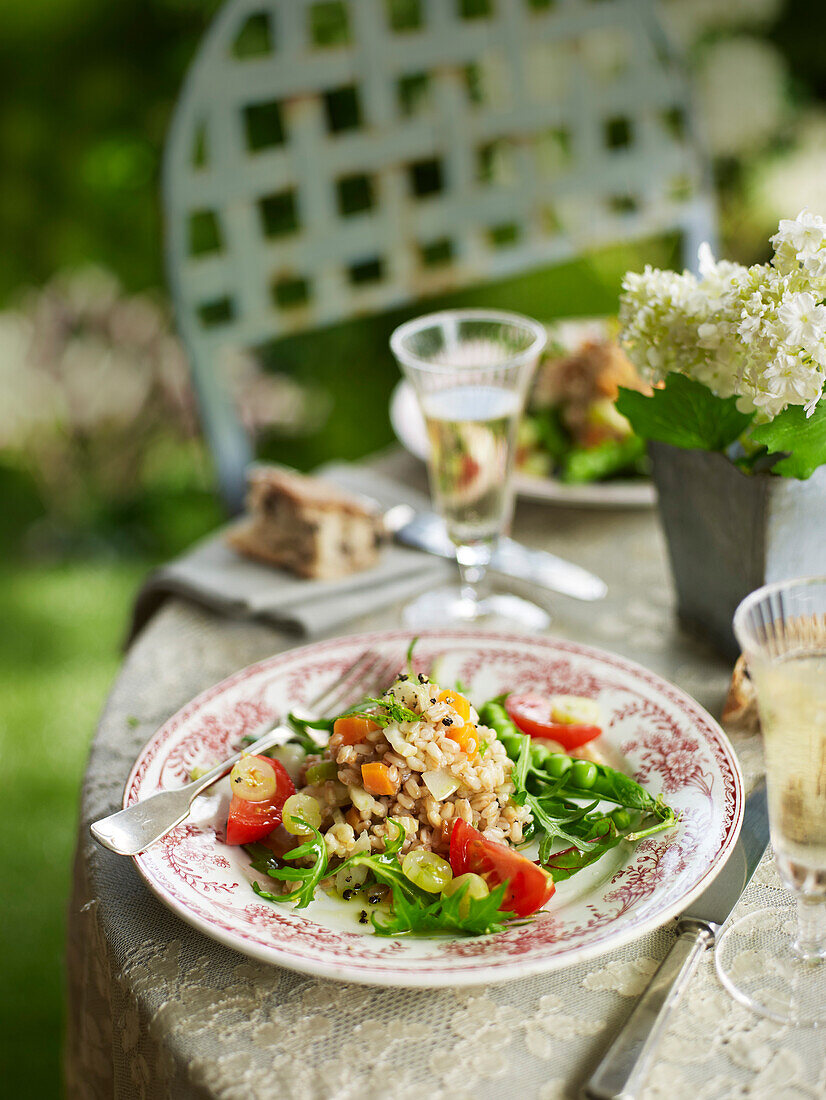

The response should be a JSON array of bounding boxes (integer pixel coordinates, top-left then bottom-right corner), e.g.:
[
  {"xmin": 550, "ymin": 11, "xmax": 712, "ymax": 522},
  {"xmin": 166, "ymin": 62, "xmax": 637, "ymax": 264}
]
[{"xmin": 223, "ymin": 647, "xmax": 677, "ymax": 936}]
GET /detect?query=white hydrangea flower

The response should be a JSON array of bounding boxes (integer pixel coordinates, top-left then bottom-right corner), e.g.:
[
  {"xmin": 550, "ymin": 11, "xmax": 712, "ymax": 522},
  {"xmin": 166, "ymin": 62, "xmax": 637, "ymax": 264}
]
[
  {"xmin": 772, "ymin": 210, "xmax": 826, "ymax": 256},
  {"xmin": 618, "ymin": 215, "xmax": 826, "ymax": 421},
  {"xmin": 801, "ymin": 249, "xmax": 826, "ymax": 283},
  {"xmin": 776, "ymin": 292, "xmax": 826, "ymax": 350}
]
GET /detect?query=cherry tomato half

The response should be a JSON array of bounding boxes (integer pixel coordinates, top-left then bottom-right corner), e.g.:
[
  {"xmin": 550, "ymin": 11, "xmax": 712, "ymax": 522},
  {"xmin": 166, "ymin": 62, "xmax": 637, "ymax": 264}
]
[
  {"xmin": 505, "ymin": 692, "xmax": 602, "ymax": 751},
  {"xmin": 225, "ymin": 755, "xmax": 295, "ymax": 845},
  {"xmin": 449, "ymin": 819, "xmax": 554, "ymax": 918}
]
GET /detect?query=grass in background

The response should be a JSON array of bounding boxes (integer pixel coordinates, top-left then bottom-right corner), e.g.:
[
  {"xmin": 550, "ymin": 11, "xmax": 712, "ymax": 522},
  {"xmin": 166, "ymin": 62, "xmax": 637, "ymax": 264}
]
[{"xmin": 0, "ymin": 561, "xmax": 147, "ymax": 1097}]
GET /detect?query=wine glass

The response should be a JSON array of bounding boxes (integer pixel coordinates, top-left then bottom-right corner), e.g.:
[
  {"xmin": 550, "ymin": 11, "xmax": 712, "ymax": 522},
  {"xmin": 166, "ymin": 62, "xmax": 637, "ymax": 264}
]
[
  {"xmin": 390, "ymin": 308, "xmax": 547, "ymax": 629},
  {"xmin": 716, "ymin": 577, "xmax": 826, "ymax": 1026}
]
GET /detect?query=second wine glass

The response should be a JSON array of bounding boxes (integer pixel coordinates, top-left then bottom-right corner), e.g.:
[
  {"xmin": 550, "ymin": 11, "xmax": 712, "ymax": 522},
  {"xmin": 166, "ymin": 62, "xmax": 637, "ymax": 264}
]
[
  {"xmin": 390, "ymin": 308, "xmax": 547, "ymax": 629},
  {"xmin": 716, "ymin": 577, "xmax": 826, "ymax": 1026}
]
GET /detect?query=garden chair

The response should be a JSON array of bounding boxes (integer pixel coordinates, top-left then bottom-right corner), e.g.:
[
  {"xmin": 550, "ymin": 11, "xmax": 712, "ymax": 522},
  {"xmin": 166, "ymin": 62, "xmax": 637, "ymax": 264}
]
[{"xmin": 163, "ymin": 0, "xmax": 716, "ymax": 511}]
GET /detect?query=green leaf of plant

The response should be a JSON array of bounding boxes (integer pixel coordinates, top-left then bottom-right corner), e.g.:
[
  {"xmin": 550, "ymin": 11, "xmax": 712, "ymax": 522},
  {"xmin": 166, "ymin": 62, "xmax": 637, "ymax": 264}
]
[
  {"xmin": 750, "ymin": 400, "xmax": 826, "ymax": 479},
  {"xmin": 615, "ymin": 373, "xmax": 753, "ymax": 452}
]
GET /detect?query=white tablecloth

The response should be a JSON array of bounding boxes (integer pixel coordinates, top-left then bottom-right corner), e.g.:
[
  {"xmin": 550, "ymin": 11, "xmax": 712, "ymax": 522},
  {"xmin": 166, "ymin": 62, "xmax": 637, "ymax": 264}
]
[{"xmin": 66, "ymin": 454, "xmax": 826, "ymax": 1100}]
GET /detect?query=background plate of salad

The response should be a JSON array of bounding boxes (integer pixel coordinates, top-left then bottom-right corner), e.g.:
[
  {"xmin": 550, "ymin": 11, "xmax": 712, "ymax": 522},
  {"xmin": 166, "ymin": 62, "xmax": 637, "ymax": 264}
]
[
  {"xmin": 390, "ymin": 318, "xmax": 656, "ymax": 508},
  {"xmin": 126, "ymin": 630, "xmax": 742, "ymax": 987}
]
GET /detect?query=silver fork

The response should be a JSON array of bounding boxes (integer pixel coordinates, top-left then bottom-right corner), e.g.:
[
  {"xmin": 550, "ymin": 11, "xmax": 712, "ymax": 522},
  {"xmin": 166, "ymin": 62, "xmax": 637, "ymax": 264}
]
[{"xmin": 90, "ymin": 647, "xmax": 402, "ymax": 857}]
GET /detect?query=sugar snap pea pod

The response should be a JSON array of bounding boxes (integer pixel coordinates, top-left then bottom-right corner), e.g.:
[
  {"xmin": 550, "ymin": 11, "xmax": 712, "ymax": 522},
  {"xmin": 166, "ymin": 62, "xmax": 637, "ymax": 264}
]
[
  {"xmin": 537, "ymin": 802, "xmax": 666, "ymax": 872},
  {"xmin": 532, "ymin": 801, "xmax": 635, "ymax": 859},
  {"xmin": 558, "ymin": 761, "xmax": 661, "ymax": 812},
  {"xmin": 478, "ymin": 700, "xmax": 523, "ymax": 759},
  {"xmin": 545, "ymin": 753, "xmax": 573, "ymax": 779},
  {"xmin": 479, "ymin": 701, "xmax": 558, "ymax": 774},
  {"xmin": 543, "ymin": 806, "xmax": 666, "ymax": 875},
  {"xmin": 528, "ymin": 751, "xmax": 656, "ymax": 816},
  {"xmin": 482, "ymin": 698, "xmax": 671, "ymax": 817}
]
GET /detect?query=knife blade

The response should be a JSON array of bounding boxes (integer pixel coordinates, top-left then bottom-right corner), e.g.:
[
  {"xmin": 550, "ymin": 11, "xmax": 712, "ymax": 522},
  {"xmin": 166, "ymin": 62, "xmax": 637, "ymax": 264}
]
[
  {"xmin": 584, "ymin": 782, "xmax": 769, "ymax": 1100},
  {"xmin": 680, "ymin": 781, "xmax": 769, "ymax": 927},
  {"xmin": 385, "ymin": 507, "xmax": 607, "ymax": 602}
]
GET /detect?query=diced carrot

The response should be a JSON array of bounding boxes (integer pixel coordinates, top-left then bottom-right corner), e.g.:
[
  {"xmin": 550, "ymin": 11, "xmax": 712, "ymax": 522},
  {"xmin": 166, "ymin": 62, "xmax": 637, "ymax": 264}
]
[
  {"xmin": 447, "ymin": 722, "xmax": 478, "ymax": 756},
  {"xmin": 333, "ymin": 715, "xmax": 379, "ymax": 745},
  {"xmin": 345, "ymin": 806, "xmax": 362, "ymax": 830},
  {"xmin": 437, "ymin": 689, "xmax": 471, "ymax": 722},
  {"xmin": 361, "ymin": 762, "xmax": 398, "ymax": 796}
]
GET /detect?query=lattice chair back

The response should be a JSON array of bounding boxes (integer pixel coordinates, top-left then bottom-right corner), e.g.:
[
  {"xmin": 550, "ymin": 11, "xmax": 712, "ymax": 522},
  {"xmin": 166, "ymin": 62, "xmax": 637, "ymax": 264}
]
[{"xmin": 164, "ymin": 0, "xmax": 716, "ymax": 509}]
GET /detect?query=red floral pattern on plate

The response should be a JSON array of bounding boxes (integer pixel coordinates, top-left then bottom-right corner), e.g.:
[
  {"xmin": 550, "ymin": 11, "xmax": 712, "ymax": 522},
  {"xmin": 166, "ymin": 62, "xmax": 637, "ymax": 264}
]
[{"xmin": 127, "ymin": 630, "xmax": 743, "ymax": 987}]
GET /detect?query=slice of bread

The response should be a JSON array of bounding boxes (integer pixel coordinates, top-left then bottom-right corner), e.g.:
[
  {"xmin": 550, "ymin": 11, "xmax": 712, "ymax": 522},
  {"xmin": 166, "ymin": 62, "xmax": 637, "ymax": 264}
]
[{"xmin": 227, "ymin": 466, "xmax": 384, "ymax": 580}]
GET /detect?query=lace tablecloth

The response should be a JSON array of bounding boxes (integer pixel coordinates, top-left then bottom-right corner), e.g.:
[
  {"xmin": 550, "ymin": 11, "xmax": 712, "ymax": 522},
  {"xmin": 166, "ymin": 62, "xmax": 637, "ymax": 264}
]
[{"xmin": 67, "ymin": 456, "xmax": 826, "ymax": 1100}]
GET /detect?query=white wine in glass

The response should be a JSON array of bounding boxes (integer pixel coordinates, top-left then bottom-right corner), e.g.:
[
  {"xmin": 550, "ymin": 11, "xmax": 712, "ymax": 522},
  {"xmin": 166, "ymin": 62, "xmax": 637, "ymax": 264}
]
[
  {"xmin": 390, "ymin": 309, "xmax": 547, "ymax": 629},
  {"xmin": 422, "ymin": 384, "xmax": 521, "ymax": 545},
  {"xmin": 717, "ymin": 578, "xmax": 826, "ymax": 1027},
  {"xmin": 750, "ymin": 654, "xmax": 826, "ymax": 895}
]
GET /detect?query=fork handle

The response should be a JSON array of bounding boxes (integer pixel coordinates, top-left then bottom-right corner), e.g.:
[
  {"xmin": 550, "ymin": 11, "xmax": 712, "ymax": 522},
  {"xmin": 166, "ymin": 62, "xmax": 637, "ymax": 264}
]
[
  {"xmin": 583, "ymin": 920, "xmax": 715, "ymax": 1100},
  {"xmin": 90, "ymin": 725, "xmax": 293, "ymax": 855}
]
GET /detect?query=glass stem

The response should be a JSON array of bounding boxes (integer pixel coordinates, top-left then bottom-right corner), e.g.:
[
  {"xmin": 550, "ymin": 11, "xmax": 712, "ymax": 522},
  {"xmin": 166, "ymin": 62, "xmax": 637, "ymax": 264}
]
[
  {"xmin": 455, "ymin": 542, "xmax": 492, "ymax": 606},
  {"xmin": 793, "ymin": 895, "xmax": 826, "ymax": 962}
]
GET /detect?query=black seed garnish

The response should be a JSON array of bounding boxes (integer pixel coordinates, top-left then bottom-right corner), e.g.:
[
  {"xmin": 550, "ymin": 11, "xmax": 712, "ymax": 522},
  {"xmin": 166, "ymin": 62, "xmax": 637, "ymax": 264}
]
[
  {"xmin": 442, "ymin": 717, "xmax": 453, "ymax": 726},
  {"xmin": 342, "ymin": 889, "xmax": 354, "ymax": 901},
  {"xmin": 367, "ymin": 892, "xmax": 383, "ymax": 905},
  {"xmin": 398, "ymin": 673, "xmax": 408, "ymax": 681},
  {"xmin": 430, "ymin": 698, "xmax": 436, "ymax": 704},
  {"xmin": 359, "ymin": 910, "xmax": 369, "ymax": 924},
  {"xmin": 418, "ymin": 673, "xmax": 427, "ymax": 683}
]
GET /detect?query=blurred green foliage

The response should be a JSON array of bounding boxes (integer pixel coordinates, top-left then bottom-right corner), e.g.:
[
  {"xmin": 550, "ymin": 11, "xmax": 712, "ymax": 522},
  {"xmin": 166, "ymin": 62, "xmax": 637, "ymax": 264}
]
[
  {"xmin": 0, "ymin": 0, "xmax": 221, "ymax": 302},
  {"xmin": 771, "ymin": 0, "xmax": 826, "ymax": 101}
]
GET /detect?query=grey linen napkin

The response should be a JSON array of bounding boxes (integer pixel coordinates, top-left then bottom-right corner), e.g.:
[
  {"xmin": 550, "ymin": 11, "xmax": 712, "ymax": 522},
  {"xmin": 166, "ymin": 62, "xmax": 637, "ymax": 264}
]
[{"xmin": 127, "ymin": 464, "xmax": 452, "ymax": 644}]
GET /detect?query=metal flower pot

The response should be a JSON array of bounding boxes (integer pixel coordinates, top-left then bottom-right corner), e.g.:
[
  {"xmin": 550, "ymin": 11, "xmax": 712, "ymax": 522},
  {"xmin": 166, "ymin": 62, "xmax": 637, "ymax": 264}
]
[{"xmin": 649, "ymin": 442, "xmax": 826, "ymax": 658}]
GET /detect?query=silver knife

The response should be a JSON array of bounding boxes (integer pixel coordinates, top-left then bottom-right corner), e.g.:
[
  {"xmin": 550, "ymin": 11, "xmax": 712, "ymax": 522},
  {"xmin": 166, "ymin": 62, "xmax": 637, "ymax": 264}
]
[
  {"xmin": 584, "ymin": 782, "xmax": 770, "ymax": 1100},
  {"xmin": 383, "ymin": 505, "xmax": 607, "ymax": 602}
]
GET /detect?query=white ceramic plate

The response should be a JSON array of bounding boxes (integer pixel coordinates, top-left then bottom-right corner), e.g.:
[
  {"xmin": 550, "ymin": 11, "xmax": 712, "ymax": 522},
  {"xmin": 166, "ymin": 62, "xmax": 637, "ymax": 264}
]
[
  {"xmin": 389, "ymin": 316, "xmax": 656, "ymax": 509},
  {"xmin": 128, "ymin": 630, "xmax": 743, "ymax": 987}
]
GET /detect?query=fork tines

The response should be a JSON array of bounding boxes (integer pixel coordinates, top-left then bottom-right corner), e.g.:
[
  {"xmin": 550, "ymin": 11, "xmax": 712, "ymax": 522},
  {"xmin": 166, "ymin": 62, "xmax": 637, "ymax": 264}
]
[{"xmin": 306, "ymin": 647, "xmax": 405, "ymax": 720}]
